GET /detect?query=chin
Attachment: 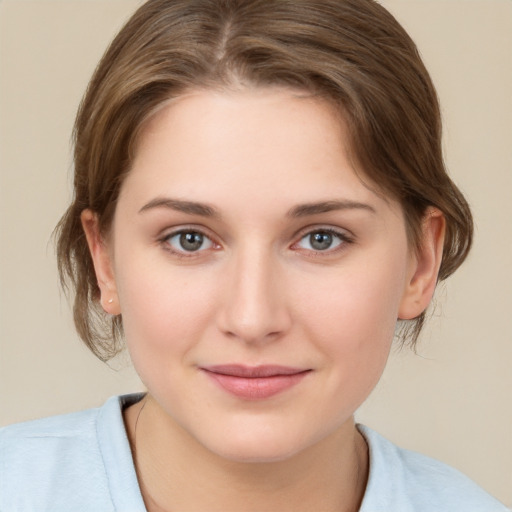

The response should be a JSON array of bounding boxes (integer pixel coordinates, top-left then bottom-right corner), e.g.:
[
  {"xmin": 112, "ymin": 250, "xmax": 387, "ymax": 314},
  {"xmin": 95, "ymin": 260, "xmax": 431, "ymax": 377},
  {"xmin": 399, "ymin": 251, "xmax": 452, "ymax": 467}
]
[{"xmin": 199, "ymin": 422, "xmax": 322, "ymax": 464}]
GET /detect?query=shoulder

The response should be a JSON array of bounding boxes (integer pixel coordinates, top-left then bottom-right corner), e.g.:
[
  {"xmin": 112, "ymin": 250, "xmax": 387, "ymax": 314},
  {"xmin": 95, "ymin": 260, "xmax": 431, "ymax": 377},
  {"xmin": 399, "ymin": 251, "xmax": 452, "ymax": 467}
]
[
  {"xmin": 0, "ymin": 396, "xmax": 138, "ymax": 512},
  {"xmin": 0, "ymin": 405, "xmax": 103, "ymax": 477},
  {"xmin": 1, "ymin": 403, "xmax": 99, "ymax": 440},
  {"xmin": 358, "ymin": 425, "xmax": 509, "ymax": 512}
]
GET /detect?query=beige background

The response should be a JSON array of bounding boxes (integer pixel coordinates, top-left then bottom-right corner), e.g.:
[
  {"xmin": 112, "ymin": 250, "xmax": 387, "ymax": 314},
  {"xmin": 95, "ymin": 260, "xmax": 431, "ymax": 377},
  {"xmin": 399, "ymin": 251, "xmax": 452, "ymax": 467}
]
[{"xmin": 0, "ymin": 0, "xmax": 511, "ymax": 506}]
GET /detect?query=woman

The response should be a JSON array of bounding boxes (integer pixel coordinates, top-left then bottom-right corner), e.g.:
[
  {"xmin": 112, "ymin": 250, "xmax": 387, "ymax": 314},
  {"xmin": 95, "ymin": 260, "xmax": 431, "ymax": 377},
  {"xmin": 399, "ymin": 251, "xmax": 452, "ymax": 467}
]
[{"xmin": 0, "ymin": 1, "xmax": 508, "ymax": 510}]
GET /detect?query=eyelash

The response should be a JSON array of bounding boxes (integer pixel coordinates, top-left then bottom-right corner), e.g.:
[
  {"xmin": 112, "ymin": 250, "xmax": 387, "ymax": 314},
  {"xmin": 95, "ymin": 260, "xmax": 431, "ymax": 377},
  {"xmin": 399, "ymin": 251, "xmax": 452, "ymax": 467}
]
[
  {"xmin": 292, "ymin": 227, "xmax": 354, "ymax": 256},
  {"xmin": 158, "ymin": 226, "xmax": 354, "ymax": 259},
  {"xmin": 159, "ymin": 227, "xmax": 219, "ymax": 258}
]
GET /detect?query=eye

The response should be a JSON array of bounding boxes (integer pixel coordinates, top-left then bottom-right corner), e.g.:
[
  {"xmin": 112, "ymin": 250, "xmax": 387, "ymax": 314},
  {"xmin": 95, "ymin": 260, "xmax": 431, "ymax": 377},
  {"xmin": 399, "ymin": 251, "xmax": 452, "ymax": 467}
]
[
  {"xmin": 295, "ymin": 229, "xmax": 350, "ymax": 252},
  {"xmin": 164, "ymin": 230, "xmax": 215, "ymax": 253}
]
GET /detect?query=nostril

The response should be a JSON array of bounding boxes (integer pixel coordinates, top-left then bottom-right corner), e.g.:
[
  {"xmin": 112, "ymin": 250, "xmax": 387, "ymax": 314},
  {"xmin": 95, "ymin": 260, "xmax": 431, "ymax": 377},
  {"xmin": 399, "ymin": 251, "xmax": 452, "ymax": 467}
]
[{"xmin": 218, "ymin": 315, "xmax": 290, "ymax": 345}]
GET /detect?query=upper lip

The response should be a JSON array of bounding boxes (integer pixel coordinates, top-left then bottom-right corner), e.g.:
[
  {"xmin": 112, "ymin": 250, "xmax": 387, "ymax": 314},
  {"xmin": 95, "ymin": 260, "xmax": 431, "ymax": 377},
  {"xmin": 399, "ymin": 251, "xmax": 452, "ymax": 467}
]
[{"xmin": 201, "ymin": 365, "xmax": 310, "ymax": 378}]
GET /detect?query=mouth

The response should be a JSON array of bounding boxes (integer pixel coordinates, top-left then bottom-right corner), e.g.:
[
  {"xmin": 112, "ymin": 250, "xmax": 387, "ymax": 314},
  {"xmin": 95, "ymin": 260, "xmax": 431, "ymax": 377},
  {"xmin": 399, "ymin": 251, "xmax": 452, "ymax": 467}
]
[{"xmin": 200, "ymin": 365, "xmax": 311, "ymax": 400}]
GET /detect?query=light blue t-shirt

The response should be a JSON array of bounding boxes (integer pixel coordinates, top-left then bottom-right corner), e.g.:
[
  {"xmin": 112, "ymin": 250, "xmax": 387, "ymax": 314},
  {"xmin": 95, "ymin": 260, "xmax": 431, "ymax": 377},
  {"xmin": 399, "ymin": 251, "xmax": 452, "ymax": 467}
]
[{"xmin": 0, "ymin": 394, "xmax": 508, "ymax": 511}]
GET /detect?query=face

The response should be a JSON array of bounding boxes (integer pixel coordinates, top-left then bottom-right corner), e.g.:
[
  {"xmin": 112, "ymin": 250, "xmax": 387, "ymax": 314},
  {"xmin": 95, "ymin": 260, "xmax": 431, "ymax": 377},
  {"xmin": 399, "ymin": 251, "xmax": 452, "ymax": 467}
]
[{"xmin": 92, "ymin": 88, "xmax": 424, "ymax": 462}]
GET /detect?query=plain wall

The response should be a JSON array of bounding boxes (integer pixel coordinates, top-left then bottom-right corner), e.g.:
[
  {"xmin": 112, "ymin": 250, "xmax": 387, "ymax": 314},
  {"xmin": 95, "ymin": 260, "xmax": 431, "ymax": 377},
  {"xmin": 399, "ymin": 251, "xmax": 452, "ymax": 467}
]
[{"xmin": 0, "ymin": 0, "xmax": 510, "ymax": 506}]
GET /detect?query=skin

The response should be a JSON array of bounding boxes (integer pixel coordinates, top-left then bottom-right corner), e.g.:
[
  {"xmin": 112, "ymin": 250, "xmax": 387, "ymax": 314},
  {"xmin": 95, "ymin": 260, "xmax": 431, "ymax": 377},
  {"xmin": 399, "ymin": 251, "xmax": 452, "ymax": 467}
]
[{"xmin": 82, "ymin": 87, "xmax": 445, "ymax": 512}]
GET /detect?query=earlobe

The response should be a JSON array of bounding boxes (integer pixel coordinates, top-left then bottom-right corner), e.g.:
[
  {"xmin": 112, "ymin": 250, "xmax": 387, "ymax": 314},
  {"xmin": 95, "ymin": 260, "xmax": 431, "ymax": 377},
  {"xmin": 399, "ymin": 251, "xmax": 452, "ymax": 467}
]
[
  {"xmin": 398, "ymin": 208, "xmax": 446, "ymax": 320},
  {"xmin": 80, "ymin": 209, "xmax": 121, "ymax": 315}
]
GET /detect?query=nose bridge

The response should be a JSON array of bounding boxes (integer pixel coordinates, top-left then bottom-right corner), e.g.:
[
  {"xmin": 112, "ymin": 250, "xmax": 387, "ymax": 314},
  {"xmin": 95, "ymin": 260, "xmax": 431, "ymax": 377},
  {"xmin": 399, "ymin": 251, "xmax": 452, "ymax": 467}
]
[{"xmin": 219, "ymin": 240, "xmax": 290, "ymax": 343}]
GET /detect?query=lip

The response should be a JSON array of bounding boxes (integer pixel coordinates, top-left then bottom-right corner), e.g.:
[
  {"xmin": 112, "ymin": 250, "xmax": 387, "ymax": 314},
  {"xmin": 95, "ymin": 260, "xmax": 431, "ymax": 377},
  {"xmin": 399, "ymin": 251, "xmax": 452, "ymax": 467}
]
[{"xmin": 201, "ymin": 365, "xmax": 311, "ymax": 400}]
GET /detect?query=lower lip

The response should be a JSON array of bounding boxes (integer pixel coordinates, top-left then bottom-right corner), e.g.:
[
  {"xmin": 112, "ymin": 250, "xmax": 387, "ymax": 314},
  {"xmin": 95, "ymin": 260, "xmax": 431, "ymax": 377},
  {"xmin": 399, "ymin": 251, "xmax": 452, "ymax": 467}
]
[{"xmin": 204, "ymin": 371, "xmax": 309, "ymax": 400}]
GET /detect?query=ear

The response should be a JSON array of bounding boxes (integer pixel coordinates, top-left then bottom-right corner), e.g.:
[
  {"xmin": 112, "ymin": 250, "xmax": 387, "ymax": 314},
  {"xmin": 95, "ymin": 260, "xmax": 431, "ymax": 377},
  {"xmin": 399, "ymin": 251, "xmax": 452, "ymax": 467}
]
[
  {"xmin": 398, "ymin": 208, "xmax": 446, "ymax": 320},
  {"xmin": 81, "ymin": 209, "xmax": 121, "ymax": 315}
]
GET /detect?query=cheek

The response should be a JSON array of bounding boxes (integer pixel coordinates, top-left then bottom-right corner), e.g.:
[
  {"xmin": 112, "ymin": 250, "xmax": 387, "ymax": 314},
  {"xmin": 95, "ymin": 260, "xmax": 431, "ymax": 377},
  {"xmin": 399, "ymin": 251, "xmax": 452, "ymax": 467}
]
[
  {"xmin": 295, "ymin": 252, "xmax": 408, "ymax": 378},
  {"xmin": 114, "ymin": 256, "xmax": 219, "ymax": 365},
  {"xmin": 300, "ymin": 258, "xmax": 405, "ymax": 331}
]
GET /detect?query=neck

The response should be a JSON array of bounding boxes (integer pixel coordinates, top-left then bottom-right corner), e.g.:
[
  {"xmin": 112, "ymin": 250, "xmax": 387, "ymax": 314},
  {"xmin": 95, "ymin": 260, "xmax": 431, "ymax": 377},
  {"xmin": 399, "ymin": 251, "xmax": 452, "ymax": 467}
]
[{"xmin": 124, "ymin": 395, "xmax": 368, "ymax": 512}]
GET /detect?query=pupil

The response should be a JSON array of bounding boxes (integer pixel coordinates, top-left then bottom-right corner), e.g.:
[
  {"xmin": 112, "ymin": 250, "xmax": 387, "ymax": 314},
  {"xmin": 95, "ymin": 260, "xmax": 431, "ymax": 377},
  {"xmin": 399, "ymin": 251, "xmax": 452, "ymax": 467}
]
[
  {"xmin": 310, "ymin": 232, "xmax": 332, "ymax": 250},
  {"xmin": 180, "ymin": 232, "xmax": 203, "ymax": 251}
]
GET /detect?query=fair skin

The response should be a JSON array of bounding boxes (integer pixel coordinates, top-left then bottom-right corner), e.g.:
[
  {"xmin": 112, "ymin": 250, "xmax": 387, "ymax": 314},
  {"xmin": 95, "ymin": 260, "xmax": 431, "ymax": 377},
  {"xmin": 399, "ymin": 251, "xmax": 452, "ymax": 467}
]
[{"xmin": 82, "ymin": 87, "xmax": 445, "ymax": 512}]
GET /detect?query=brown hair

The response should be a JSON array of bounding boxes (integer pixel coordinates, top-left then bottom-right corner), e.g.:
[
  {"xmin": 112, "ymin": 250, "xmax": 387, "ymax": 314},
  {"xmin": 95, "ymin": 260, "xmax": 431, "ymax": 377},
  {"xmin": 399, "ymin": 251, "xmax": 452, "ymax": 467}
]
[{"xmin": 56, "ymin": 0, "xmax": 473, "ymax": 361}]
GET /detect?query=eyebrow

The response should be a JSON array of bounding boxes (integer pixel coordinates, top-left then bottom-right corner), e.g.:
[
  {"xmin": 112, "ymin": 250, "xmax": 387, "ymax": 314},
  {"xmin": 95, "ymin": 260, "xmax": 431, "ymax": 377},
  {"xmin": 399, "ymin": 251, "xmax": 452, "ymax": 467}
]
[
  {"xmin": 138, "ymin": 197, "xmax": 219, "ymax": 217},
  {"xmin": 287, "ymin": 200, "xmax": 376, "ymax": 217},
  {"xmin": 138, "ymin": 197, "xmax": 376, "ymax": 218}
]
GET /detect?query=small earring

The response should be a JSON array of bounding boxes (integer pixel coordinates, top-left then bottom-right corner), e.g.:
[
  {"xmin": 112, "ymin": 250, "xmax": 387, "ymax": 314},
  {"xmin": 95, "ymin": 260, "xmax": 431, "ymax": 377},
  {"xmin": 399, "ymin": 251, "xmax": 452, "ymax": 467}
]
[{"xmin": 108, "ymin": 298, "xmax": 114, "ymax": 304}]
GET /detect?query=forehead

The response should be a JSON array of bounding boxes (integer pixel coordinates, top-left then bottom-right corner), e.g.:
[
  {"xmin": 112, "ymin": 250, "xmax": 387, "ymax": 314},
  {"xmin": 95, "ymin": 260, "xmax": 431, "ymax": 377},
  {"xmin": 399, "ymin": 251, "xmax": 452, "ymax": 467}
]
[
  {"xmin": 120, "ymin": 87, "xmax": 398, "ymax": 218},
  {"xmin": 137, "ymin": 86, "xmax": 347, "ymax": 163}
]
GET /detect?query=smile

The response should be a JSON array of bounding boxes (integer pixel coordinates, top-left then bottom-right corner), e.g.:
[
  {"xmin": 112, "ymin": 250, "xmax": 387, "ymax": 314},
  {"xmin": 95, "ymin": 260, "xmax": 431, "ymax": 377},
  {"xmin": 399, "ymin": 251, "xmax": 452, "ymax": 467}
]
[{"xmin": 200, "ymin": 365, "xmax": 311, "ymax": 400}]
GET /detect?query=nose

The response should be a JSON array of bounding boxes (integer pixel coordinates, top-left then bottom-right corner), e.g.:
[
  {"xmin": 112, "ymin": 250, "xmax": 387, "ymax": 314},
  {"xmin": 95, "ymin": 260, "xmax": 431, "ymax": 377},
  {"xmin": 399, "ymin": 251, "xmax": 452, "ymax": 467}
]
[{"xmin": 216, "ymin": 245, "xmax": 292, "ymax": 344}]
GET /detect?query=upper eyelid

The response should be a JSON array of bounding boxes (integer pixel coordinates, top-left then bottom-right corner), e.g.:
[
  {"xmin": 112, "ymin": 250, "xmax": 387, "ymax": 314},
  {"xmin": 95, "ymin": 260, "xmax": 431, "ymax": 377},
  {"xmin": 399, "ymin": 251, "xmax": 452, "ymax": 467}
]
[
  {"xmin": 292, "ymin": 224, "xmax": 354, "ymax": 241},
  {"xmin": 157, "ymin": 224, "xmax": 354, "ymax": 249},
  {"xmin": 159, "ymin": 230, "xmax": 220, "ymax": 259},
  {"xmin": 159, "ymin": 226, "xmax": 219, "ymax": 250},
  {"xmin": 290, "ymin": 227, "xmax": 355, "ymax": 253},
  {"xmin": 160, "ymin": 225, "xmax": 215, "ymax": 240}
]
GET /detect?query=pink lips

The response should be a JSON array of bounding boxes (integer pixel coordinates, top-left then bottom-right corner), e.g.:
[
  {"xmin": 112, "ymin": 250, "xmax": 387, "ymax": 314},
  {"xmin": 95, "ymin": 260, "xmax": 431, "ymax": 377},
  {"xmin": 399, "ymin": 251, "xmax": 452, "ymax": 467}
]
[{"xmin": 201, "ymin": 365, "xmax": 310, "ymax": 400}]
